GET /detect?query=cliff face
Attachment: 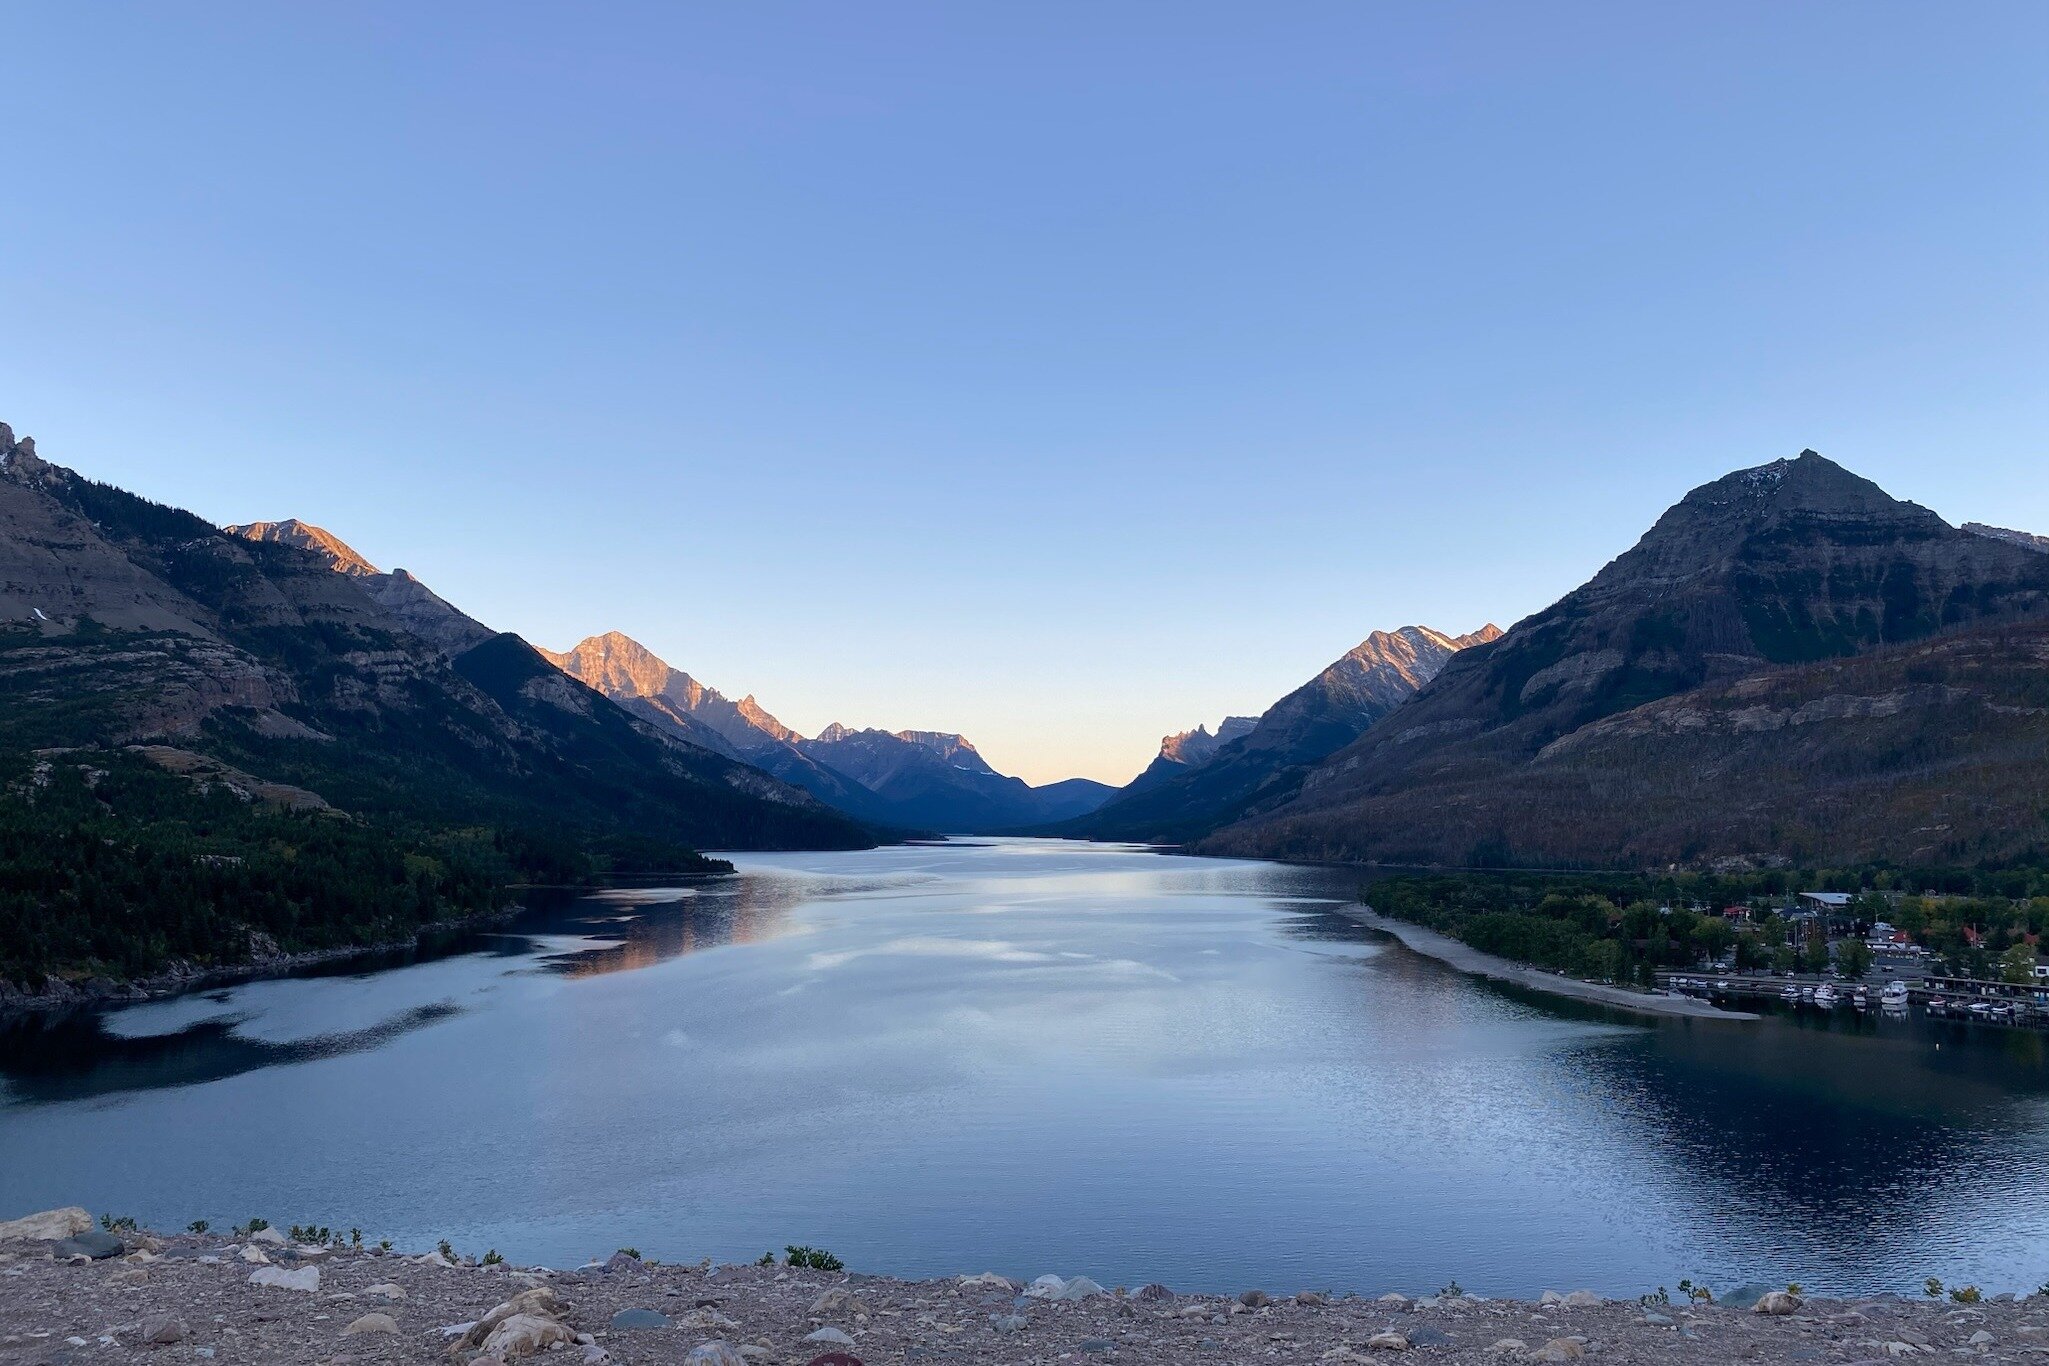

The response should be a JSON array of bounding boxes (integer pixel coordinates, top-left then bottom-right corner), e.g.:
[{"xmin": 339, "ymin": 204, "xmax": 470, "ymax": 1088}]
[
  {"xmin": 1206, "ymin": 452, "xmax": 2049, "ymax": 867},
  {"xmin": 1067, "ymin": 624, "xmax": 1498, "ymax": 843}
]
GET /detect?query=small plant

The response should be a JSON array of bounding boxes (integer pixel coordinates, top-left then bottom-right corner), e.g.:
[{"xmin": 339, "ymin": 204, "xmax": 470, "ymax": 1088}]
[
  {"xmin": 1786, "ymin": 1283, "xmax": 1803, "ymax": 1297},
  {"xmin": 616, "ymin": 1247, "xmax": 642, "ymax": 1260},
  {"xmin": 99, "ymin": 1214, "xmax": 138, "ymax": 1233},
  {"xmin": 288, "ymin": 1224, "xmax": 332, "ymax": 1246},
  {"xmin": 438, "ymin": 1239, "xmax": 456, "ymax": 1262},
  {"xmin": 234, "ymin": 1217, "xmax": 270, "ymax": 1238},
  {"xmin": 757, "ymin": 1252, "xmax": 776, "ymax": 1267},
  {"xmin": 1676, "ymin": 1279, "xmax": 1714, "ymax": 1304},
  {"xmin": 1951, "ymin": 1285, "xmax": 1982, "ymax": 1305},
  {"xmin": 482, "ymin": 1249, "xmax": 505, "ymax": 1266},
  {"xmin": 1439, "ymin": 1280, "xmax": 1464, "ymax": 1299},
  {"xmin": 1641, "ymin": 1287, "xmax": 1671, "ymax": 1307},
  {"xmin": 1925, "ymin": 1277, "xmax": 1945, "ymax": 1298},
  {"xmin": 350, "ymin": 1229, "xmax": 362, "ymax": 1249},
  {"xmin": 785, "ymin": 1245, "xmax": 845, "ymax": 1272},
  {"xmin": 187, "ymin": 1220, "xmax": 210, "ymax": 1235},
  {"xmin": 378, "ymin": 1240, "xmax": 393, "ymax": 1253}
]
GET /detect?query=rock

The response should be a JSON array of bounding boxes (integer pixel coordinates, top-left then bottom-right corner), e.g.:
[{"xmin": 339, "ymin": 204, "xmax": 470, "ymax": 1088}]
[
  {"xmin": 1297, "ymin": 1291, "xmax": 1329, "ymax": 1307},
  {"xmin": 1539, "ymin": 1291, "xmax": 1565, "ymax": 1306},
  {"xmin": 484, "ymin": 1314, "xmax": 578, "ymax": 1357},
  {"xmin": 1135, "ymin": 1283, "xmax": 1174, "ymax": 1301},
  {"xmin": 1970, "ymin": 1330, "xmax": 1996, "ymax": 1345},
  {"xmin": 249, "ymin": 1227, "xmax": 287, "ymax": 1246},
  {"xmin": 1023, "ymin": 1273, "xmax": 1107, "ymax": 1301},
  {"xmin": 684, "ymin": 1344, "xmax": 749, "ymax": 1366},
  {"xmin": 1366, "ymin": 1331, "xmax": 1411, "ymax": 1350},
  {"xmin": 1561, "ymin": 1290, "xmax": 1602, "ymax": 1308},
  {"xmin": 605, "ymin": 1251, "xmax": 643, "ymax": 1271},
  {"xmin": 53, "ymin": 1229, "xmax": 124, "ymax": 1260},
  {"xmin": 1754, "ymin": 1291, "xmax": 1803, "ymax": 1316},
  {"xmin": 1642, "ymin": 1312, "xmax": 1674, "ymax": 1326},
  {"xmin": 451, "ymin": 1288, "xmax": 573, "ymax": 1354},
  {"xmin": 141, "ymin": 1316, "xmax": 187, "ymax": 1344},
  {"xmin": 250, "ymin": 1264, "xmax": 321, "ymax": 1292},
  {"xmin": 0, "ymin": 1207, "xmax": 93, "ymax": 1242},
  {"xmin": 1407, "ymin": 1325, "xmax": 1452, "ymax": 1348},
  {"xmin": 362, "ymin": 1282, "xmax": 407, "ymax": 1301},
  {"xmin": 990, "ymin": 1314, "xmax": 1028, "ymax": 1335},
  {"xmin": 1078, "ymin": 1339, "xmax": 1116, "ymax": 1352},
  {"xmin": 685, "ymin": 1308, "xmax": 739, "ymax": 1332},
  {"xmin": 342, "ymin": 1313, "xmax": 398, "ymax": 1337},
  {"xmin": 1489, "ymin": 1340, "xmax": 1528, "ymax": 1354},
  {"xmin": 1529, "ymin": 1340, "xmax": 1585, "ymax": 1362},
  {"xmin": 1239, "ymin": 1289, "xmax": 1272, "ymax": 1308},
  {"xmin": 959, "ymin": 1272, "xmax": 1014, "ymax": 1291},
  {"xmin": 611, "ymin": 1308, "xmax": 671, "ymax": 1330},
  {"xmin": 810, "ymin": 1287, "xmax": 865, "ymax": 1317},
  {"xmin": 1380, "ymin": 1293, "xmax": 1412, "ymax": 1307},
  {"xmin": 804, "ymin": 1326, "xmax": 856, "ymax": 1346},
  {"xmin": 240, "ymin": 1245, "xmax": 271, "ymax": 1264}
]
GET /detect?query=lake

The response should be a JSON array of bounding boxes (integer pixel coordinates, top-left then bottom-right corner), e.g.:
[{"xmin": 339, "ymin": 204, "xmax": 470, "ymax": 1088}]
[{"xmin": 5, "ymin": 838, "xmax": 2049, "ymax": 1299}]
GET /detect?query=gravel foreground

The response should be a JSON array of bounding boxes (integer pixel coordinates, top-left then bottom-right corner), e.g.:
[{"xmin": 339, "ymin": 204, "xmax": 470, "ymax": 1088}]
[{"xmin": 2, "ymin": 1211, "xmax": 2040, "ymax": 1366}]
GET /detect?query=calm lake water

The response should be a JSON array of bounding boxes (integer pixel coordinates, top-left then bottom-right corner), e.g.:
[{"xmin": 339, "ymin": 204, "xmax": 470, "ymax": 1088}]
[{"xmin": 6, "ymin": 838, "xmax": 2049, "ymax": 1298}]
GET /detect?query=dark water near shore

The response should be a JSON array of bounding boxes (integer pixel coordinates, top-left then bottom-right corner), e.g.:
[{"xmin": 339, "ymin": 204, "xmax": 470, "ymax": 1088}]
[{"xmin": 6, "ymin": 839, "xmax": 2049, "ymax": 1297}]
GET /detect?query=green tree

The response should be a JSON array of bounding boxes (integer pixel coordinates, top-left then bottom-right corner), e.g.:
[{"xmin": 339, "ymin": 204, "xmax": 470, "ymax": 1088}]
[
  {"xmin": 1833, "ymin": 937, "xmax": 1873, "ymax": 981},
  {"xmin": 2000, "ymin": 942, "xmax": 2039, "ymax": 985}
]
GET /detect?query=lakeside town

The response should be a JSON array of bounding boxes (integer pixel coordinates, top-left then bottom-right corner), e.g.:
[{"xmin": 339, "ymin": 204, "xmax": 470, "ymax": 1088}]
[{"xmin": 1652, "ymin": 889, "xmax": 2049, "ymax": 1024}]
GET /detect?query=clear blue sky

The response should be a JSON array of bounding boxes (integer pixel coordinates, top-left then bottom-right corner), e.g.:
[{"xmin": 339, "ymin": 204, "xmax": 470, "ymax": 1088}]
[{"xmin": 4, "ymin": 3, "xmax": 2047, "ymax": 784}]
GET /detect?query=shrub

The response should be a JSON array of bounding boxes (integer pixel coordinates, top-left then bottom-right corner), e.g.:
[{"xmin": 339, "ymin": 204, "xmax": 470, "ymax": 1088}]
[{"xmin": 785, "ymin": 1245, "xmax": 845, "ymax": 1272}]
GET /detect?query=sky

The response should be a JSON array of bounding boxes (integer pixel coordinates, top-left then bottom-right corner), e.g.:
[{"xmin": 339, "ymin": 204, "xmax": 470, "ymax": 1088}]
[{"xmin": 3, "ymin": 3, "xmax": 2048, "ymax": 785}]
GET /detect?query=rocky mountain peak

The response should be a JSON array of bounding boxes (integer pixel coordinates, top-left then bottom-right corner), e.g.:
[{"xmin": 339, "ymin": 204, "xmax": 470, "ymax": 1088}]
[
  {"xmin": 1965, "ymin": 522, "xmax": 2049, "ymax": 555},
  {"xmin": 0, "ymin": 424, "xmax": 55, "ymax": 485},
  {"xmin": 226, "ymin": 520, "xmax": 381, "ymax": 577}
]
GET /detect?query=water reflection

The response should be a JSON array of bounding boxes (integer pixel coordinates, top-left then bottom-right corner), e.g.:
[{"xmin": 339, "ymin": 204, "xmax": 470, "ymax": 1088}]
[{"xmin": 7, "ymin": 840, "xmax": 2049, "ymax": 1297}]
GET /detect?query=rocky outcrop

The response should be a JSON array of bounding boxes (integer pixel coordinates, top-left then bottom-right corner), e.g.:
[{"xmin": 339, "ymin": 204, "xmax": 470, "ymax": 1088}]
[{"xmin": 224, "ymin": 518, "xmax": 380, "ymax": 576}]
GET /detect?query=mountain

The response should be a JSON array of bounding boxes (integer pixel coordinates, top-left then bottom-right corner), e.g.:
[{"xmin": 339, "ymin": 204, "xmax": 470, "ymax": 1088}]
[
  {"xmin": 1125, "ymin": 716, "xmax": 1259, "ymax": 794},
  {"xmin": 798, "ymin": 724, "xmax": 1115, "ymax": 832},
  {"xmin": 1966, "ymin": 522, "xmax": 2049, "ymax": 555},
  {"xmin": 1206, "ymin": 451, "xmax": 2049, "ymax": 867},
  {"xmin": 225, "ymin": 521, "xmax": 495, "ymax": 658},
  {"xmin": 0, "ymin": 423, "xmax": 875, "ymax": 858},
  {"xmin": 542, "ymin": 633, "xmax": 1115, "ymax": 832},
  {"xmin": 541, "ymin": 632, "xmax": 902, "ymax": 823},
  {"xmin": 1066, "ymin": 625, "xmax": 1499, "ymax": 843}
]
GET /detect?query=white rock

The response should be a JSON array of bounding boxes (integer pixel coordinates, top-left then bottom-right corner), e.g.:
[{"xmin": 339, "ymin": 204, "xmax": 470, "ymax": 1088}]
[
  {"xmin": 1539, "ymin": 1291, "xmax": 1565, "ymax": 1306},
  {"xmin": 0, "ymin": 1207, "xmax": 93, "ymax": 1242},
  {"xmin": 249, "ymin": 1265, "xmax": 320, "ymax": 1293},
  {"xmin": 1366, "ymin": 1331, "xmax": 1410, "ymax": 1351},
  {"xmin": 483, "ymin": 1313, "xmax": 576, "ymax": 1356},
  {"xmin": 959, "ymin": 1272, "xmax": 1013, "ymax": 1290},
  {"xmin": 1970, "ymin": 1330, "xmax": 1996, "ymax": 1345},
  {"xmin": 342, "ymin": 1313, "xmax": 399, "ymax": 1337},
  {"xmin": 239, "ymin": 1245, "xmax": 270, "ymax": 1264},
  {"xmin": 362, "ymin": 1282, "xmax": 408, "ymax": 1301},
  {"xmin": 1561, "ymin": 1290, "xmax": 1603, "ymax": 1308},
  {"xmin": 805, "ymin": 1326, "xmax": 857, "ymax": 1346},
  {"xmin": 248, "ymin": 1227, "xmax": 287, "ymax": 1247},
  {"xmin": 685, "ymin": 1343, "xmax": 750, "ymax": 1366},
  {"xmin": 1026, "ymin": 1273, "xmax": 1107, "ymax": 1301}
]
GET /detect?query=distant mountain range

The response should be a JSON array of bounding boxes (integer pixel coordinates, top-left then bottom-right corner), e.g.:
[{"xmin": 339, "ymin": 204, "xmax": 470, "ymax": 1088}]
[
  {"xmin": 1202, "ymin": 452, "xmax": 2049, "ymax": 868},
  {"xmin": 543, "ymin": 632, "xmax": 1115, "ymax": 832},
  {"xmin": 1061, "ymin": 625, "xmax": 1500, "ymax": 843},
  {"xmin": 0, "ymin": 423, "xmax": 872, "ymax": 858}
]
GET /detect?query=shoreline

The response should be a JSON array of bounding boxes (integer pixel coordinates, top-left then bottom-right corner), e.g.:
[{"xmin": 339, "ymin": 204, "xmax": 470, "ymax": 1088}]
[
  {"xmin": 0, "ymin": 1213, "xmax": 2028, "ymax": 1365},
  {"xmin": 0, "ymin": 905, "xmax": 528, "ymax": 1023},
  {"xmin": 1339, "ymin": 906, "xmax": 1761, "ymax": 1021}
]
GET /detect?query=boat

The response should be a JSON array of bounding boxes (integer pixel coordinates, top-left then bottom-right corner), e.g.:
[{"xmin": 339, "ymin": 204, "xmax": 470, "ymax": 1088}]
[
  {"xmin": 1852, "ymin": 988, "xmax": 1869, "ymax": 1009},
  {"xmin": 1968, "ymin": 1001, "xmax": 1994, "ymax": 1017},
  {"xmin": 1814, "ymin": 984, "xmax": 1839, "ymax": 1007},
  {"xmin": 1801, "ymin": 985, "xmax": 1816, "ymax": 1000},
  {"xmin": 1780, "ymin": 985, "xmax": 1801, "ymax": 1001},
  {"xmin": 1880, "ymin": 981, "xmax": 1909, "ymax": 1007}
]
